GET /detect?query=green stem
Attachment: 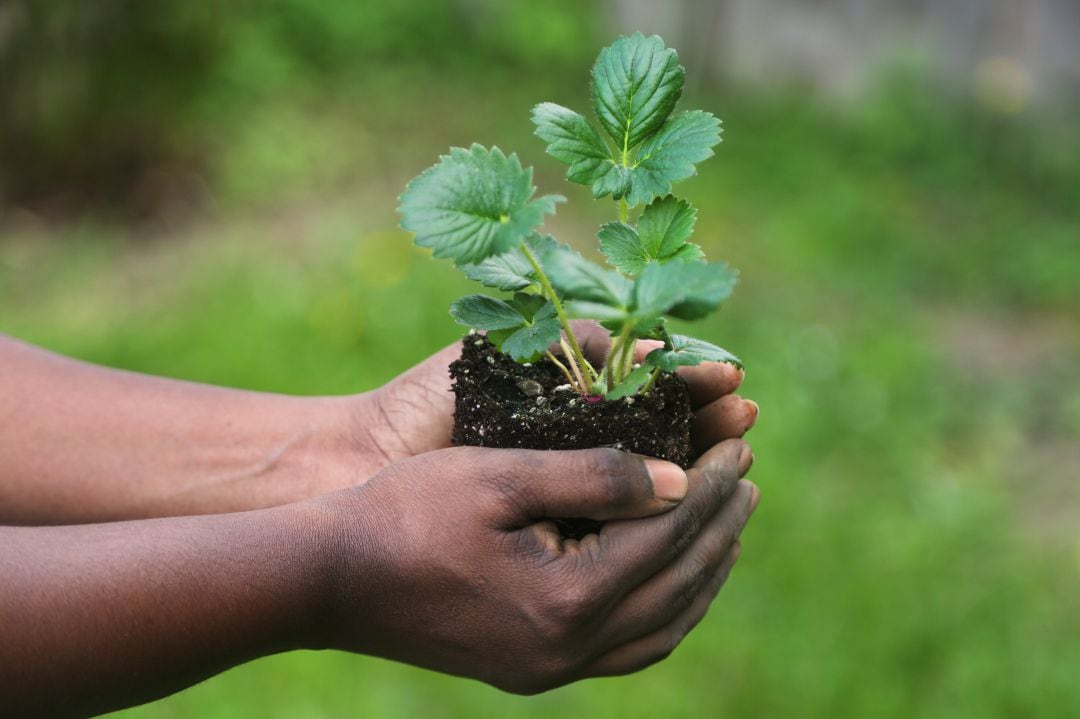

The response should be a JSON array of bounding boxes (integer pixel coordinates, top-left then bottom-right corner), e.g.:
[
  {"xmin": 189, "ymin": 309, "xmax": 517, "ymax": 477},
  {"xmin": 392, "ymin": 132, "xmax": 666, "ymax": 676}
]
[
  {"xmin": 640, "ymin": 366, "xmax": 662, "ymax": 395},
  {"xmin": 607, "ymin": 322, "xmax": 633, "ymax": 387},
  {"xmin": 618, "ymin": 198, "xmax": 629, "ymax": 223},
  {"xmin": 521, "ymin": 243, "xmax": 596, "ymax": 383},
  {"xmin": 622, "ymin": 335, "xmax": 636, "ymax": 377},
  {"xmin": 546, "ymin": 351, "xmax": 580, "ymax": 392},
  {"xmin": 560, "ymin": 339, "xmax": 589, "ymax": 392}
]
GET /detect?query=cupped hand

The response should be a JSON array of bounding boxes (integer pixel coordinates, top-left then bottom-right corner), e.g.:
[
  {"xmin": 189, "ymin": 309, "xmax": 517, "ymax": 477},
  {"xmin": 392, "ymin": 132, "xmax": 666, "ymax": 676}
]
[
  {"xmin": 344, "ymin": 322, "xmax": 758, "ymax": 484},
  {"xmin": 312, "ymin": 437, "xmax": 757, "ymax": 693}
]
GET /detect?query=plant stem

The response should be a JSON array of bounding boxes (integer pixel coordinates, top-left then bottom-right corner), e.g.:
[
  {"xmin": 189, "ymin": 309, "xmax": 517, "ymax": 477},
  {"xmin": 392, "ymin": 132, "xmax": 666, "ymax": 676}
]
[
  {"xmin": 607, "ymin": 321, "xmax": 634, "ymax": 387},
  {"xmin": 521, "ymin": 243, "xmax": 596, "ymax": 382},
  {"xmin": 560, "ymin": 338, "xmax": 589, "ymax": 393},
  {"xmin": 545, "ymin": 351, "xmax": 580, "ymax": 392},
  {"xmin": 640, "ymin": 366, "xmax": 662, "ymax": 395},
  {"xmin": 618, "ymin": 198, "xmax": 629, "ymax": 223},
  {"xmin": 621, "ymin": 336, "xmax": 636, "ymax": 377}
]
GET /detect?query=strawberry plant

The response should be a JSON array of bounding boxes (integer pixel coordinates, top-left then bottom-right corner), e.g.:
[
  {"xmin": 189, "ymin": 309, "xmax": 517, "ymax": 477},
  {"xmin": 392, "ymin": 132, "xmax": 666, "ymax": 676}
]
[{"xmin": 400, "ymin": 32, "xmax": 740, "ymax": 402}]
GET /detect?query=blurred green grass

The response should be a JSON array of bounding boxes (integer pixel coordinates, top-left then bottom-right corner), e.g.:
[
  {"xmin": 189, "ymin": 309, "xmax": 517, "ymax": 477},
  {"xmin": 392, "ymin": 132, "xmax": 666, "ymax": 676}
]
[{"xmin": 3, "ymin": 29, "xmax": 1080, "ymax": 719}]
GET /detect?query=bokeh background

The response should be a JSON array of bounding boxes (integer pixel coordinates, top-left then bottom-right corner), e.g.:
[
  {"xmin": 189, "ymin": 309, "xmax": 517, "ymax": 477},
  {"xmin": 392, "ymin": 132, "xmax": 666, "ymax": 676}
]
[{"xmin": 2, "ymin": 1, "xmax": 1079, "ymax": 717}]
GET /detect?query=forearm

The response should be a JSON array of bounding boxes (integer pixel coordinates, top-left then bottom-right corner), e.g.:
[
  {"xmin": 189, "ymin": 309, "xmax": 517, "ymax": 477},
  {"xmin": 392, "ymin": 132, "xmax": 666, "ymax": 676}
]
[
  {"xmin": 0, "ymin": 503, "xmax": 334, "ymax": 717},
  {"xmin": 0, "ymin": 334, "xmax": 375, "ymax": 523}
]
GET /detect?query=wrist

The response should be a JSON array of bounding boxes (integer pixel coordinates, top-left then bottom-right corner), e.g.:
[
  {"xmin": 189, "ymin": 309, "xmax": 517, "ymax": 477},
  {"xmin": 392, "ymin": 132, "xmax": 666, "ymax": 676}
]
[
  {"xmin": 226, "ymin": 394, "xmax": 383, "ymax": 511},
  {"xmin": 286, "ymin": 485, "xmax": 391, "ymax": 652}
]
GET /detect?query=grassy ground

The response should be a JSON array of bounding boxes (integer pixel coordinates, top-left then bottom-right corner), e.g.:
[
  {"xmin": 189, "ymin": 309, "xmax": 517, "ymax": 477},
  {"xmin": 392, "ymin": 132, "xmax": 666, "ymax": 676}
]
[{"xmin": 2, "ymin": 78, "xmax": 1079, "ymax": 718}]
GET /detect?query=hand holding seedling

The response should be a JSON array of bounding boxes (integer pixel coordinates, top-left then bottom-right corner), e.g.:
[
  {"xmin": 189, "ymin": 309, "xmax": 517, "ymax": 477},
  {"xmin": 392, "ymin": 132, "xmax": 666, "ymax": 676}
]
[
  {"xmin": 0, "ymin": 33, "xmax": 762, "ymax": 717},
  {"xmin": 306, "ymin": 437, "xmax": 756, "ymax": 693},
  {"xmin": 0, "ymin": 324, "xmax": 756, "ymax": 715},
  {"xmin": 351, "ymin": 320, "xmax": 757, "ymax": 475}
]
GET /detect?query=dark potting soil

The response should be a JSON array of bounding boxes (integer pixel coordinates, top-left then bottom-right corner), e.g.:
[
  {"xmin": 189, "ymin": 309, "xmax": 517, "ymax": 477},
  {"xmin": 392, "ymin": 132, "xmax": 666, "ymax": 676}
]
[{"xmin": 449, "ymin": 334, "xmax": 693, "ymax": 538}]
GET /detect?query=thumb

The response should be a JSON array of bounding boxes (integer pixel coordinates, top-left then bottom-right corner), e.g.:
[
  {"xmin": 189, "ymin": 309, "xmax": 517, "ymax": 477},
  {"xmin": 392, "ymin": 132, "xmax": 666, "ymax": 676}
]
[{"xmin": 482, "ymin": 447, "xmax": 688, "ymax": 525}]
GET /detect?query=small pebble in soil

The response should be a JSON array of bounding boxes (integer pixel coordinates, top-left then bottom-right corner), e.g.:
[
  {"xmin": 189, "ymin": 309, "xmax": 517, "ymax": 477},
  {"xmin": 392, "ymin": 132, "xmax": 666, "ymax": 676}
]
[{"xmin": 517, "ymin": 379, "xmax": 543, "ymax": 397}]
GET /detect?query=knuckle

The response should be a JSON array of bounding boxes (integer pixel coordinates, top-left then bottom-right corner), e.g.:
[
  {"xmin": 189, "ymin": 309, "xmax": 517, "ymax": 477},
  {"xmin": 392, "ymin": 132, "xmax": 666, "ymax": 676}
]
[
  {"xmin": 672, "ymin": 501, "xmax": 703, "ymax": 553},
  {"xmin": 645, "ymin": 634, "xmax": 682, "ymax": 667},
  {"xmin": 583, "ymin": 448, "xmax": 639, "ymax": 506},
  {"xmin": 515, "ymin": 652, "xmax": 579, "ymax": 694},
  {"xmin": 478, "ymin": 466, "xmax": 534, "ymax": 514},
  {"xmin": 496, "ymin": 670, "xmax": 559, "ymax": 696},
  {"xmin": 676, "ymin": 558, "xmax": 710, "ymax": 609},
  {"xmin": 552, "ymin": 580, "xmax": 596, "ymax": 626},
  {"xmin": 531, "ymin": 573, "xmax": 598, "ymax": 647}
]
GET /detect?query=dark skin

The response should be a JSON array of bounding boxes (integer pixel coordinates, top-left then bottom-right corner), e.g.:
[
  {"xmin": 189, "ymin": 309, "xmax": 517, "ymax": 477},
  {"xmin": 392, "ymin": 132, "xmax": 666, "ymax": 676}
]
[{"xmin": 0, "ymin": 325, "xmax": 759, "ymax": 716}]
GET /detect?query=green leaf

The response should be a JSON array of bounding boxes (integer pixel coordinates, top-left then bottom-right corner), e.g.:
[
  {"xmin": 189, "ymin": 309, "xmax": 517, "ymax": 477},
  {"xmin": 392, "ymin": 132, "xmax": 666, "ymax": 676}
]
[
  {"xmin": 637, "ymin": 195, "xmax": 699, "ymax": 257},
  {"xmin": 633, "ymin": 261, "xmax": 737, "ymax": 320},
  {"xmin": 449, "ymin": 295, "xmax": 525, "ymax": 330},
  {"xmin": 400, "ymin": 144, "xmax": 565, "ymax": 265},
  {"xmin": 627, "ymin": 111, "xmax": 722, "ymax": 206},
  {"xmin": 458, "ymin": 233, "xmax": 562, "ymax": 292},
  {"xmin": 596, "ymin": 222, "xmax": 644, "ymax": 274},
  {"xmin": 531, "ymin": 102, "xmax": 629, "ymax": 198},
  {"xmin": 501, "ymin": 315, "xmax": 562, "ymax": 362},
  {"xmin": 646, "ymin": 335, "xmax": 742, "ymax": 371},
  {"xmin": 508, "ymin": 292, "xmax": 548, "ymax": 321},
  {"xmin": 667, "ymin": 243, "xmax": 706, "ymax": 263},
  {"xmin": 605, "ymin": 364, "xmax": 654, "ymax": 400},
  {"xmin": 598, "ymin": 195, "xmax": 703, "ymax": 275},
  {"xmin": 461, "ymin": 251, "xmax": 536, "ymax": 291},
  {"xmin": 591, "ymin": 33, "xmax": 685, "ymax": 157},
  {"xmin": 565, "ymin": 300, "xmax": 630, "ymax": 322},
  {"xmin": 668, "ymin": 262, "xmax": 737, "ymax": 320},
  {"xmin": 539, "ymin": 243, "xmax": 633, "ymax": 307}
]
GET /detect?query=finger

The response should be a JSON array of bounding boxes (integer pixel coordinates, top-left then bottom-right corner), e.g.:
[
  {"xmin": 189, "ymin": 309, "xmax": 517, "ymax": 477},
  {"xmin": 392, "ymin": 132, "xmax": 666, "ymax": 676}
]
[
  {"xmin": 468, "ymin": 447, "xmax": 689, "ymax": 527},
  {"xmin": 692, "ymin": 395, "xmax": 759, "ymax": 454},
  {"xmin": 573, "ymin": 322, "xmax": 744, "ymax": 408},
  {"xmin": 583, "ymin": 542, "xmax": 741, "ymax": 677},
  {"xmin": 594, "ymin": 479, "xmax": 757, "ymax": 649},
  {"xmin": 590, "ymin": 440, "xmax": 754, "ymax": 588}
]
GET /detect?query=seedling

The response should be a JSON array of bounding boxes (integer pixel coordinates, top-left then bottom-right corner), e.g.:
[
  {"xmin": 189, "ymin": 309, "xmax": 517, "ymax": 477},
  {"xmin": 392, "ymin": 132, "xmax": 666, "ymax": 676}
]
[{"xmin": 400, "ymin": 33, "xmax": 741, "ymax": 400}]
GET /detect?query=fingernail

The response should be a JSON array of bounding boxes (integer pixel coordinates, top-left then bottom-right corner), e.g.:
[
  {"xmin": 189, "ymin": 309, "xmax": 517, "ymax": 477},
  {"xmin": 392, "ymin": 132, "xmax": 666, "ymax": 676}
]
[
  {"xmin": 745, "ymin": 399, "xmax": 759, "ymax": 428},
  {"xmin": 731, "ymin": 541, "xmax": 742, "ymax": 561},
  {"xmin": 750, "ymin": 484, "xmax": 761, "ymax": 511},
  {"xmin": 738, "ymin": 444, "xmax": 754, "ymax": 475},
  {"xmin": 644, "ymin": 459, "xmax": 688, "ymax": 502}
]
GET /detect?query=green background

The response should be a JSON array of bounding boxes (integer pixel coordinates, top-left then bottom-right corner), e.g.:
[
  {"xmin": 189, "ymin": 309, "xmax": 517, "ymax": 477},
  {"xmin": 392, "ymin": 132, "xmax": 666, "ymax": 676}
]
[{"xmin": 1, "ymin": 1, "xmax": 1078, "ymax": 717}]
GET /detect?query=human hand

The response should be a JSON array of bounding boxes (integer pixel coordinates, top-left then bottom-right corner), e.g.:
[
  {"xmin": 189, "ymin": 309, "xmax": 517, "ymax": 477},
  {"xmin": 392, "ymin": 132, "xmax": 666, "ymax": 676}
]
[
  {"xmin": 309, "ymin": 437, "xmax": 757, "ymax": 693},
  {"xmin": 340, "ymin": 322, "xmax": 758, "ymax": 486}
]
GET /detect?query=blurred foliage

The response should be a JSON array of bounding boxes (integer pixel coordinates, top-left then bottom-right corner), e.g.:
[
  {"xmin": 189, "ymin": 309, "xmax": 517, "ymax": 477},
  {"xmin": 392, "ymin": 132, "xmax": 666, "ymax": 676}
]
[
  {"xmin": 2, "ymin": 2, "xmax": 1079, "ymax": 717},
  {"xmin": 0, "ymin": 0, "xmax": 597, "ymax": 214}
]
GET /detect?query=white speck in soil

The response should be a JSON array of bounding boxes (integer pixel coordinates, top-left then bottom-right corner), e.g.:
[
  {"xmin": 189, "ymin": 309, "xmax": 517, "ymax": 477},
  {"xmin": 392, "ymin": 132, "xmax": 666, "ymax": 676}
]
[
  {"xmin": 624, "ymin": 396, "xmax": 635, "ymax": 405},
  {"xmin": 473, "ymin": 339, "xmax": 485, "ymax": 347},
  {"xmin": 554, "ymin": 384, "xmax": 573, "ymax": 392},
  {"xmin": 486, "ymin": 356, "xmax": 495, "ymax": 365},
  {"xmin": 535, "ymin": 396, "xmax": 547, "ymax": 406},
  {"xmin": 468, "ymin": 328, "xmax": 477, "ymax": 336}
]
